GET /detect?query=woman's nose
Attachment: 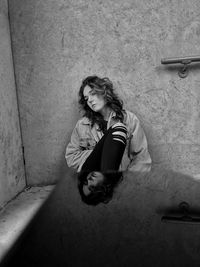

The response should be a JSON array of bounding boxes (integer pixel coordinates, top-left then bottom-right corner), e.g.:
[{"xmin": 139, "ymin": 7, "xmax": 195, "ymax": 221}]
[{"xmin": 88, "ymin": 96, "xmax": 93, "ymax": 103}]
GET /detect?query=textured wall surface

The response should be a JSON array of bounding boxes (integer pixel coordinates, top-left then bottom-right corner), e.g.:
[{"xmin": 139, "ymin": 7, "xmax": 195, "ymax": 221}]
[
  {"xmin": 8, "ymin": 0, "xmax": 200, "ymax": 184},
  {"xmin": 0, "ymin": 0, "xmax": 25, "ymax": 207}
]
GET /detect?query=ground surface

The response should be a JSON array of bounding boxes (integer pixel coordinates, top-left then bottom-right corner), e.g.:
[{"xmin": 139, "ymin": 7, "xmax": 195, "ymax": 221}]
[{"xmin": 0, "ymin": 185, "xmax": 55, "ymax": 261}]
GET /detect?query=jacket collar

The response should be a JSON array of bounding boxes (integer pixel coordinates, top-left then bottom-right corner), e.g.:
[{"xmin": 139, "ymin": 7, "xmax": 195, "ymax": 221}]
[
  {"xmin": 81, "ymin": 111, "xmax": 117, "ymax": 126},
  {"xmin": 81, "ymin": 117, "xmax": 91, "ymax": 125}
]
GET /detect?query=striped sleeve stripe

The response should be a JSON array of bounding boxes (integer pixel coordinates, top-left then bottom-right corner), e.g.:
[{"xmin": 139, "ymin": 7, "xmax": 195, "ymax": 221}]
[
  {"xmin": 112, "ymin": 122, "xmax": 126, "ymax": 128},
  {"xmin": 112, "ymin": 134, "xmax": 127, "ymax": 141},
  {"xmin": 112, "ymin": 131, "xmax": 127, "ymax": 139},
  {"xmin": 113, "ymin": 125, "xmax": 127, "ymax": 130},
  {"xmin": 112, "ymin": 124, "xmax": 127, "ymax": 130},
  {"xmin": 112, "ymin": 134, "xmax": 127, "ymax": 145},
  {"xmin": 113, "ymin": 125, "xmax": 127, "ymax": 132},
  {"xmin": 112, "ymin": 128, "xmax": 127, "ymax": 135},
  {"xmin": 113, "ymin": 137, "xmax": 126, "ymax": 144}
]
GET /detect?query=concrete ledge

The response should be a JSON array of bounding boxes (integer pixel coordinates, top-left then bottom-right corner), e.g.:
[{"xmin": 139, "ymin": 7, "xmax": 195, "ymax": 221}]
[{"xmin": 0, "ymin": 185, "xmax": 55, "ymax": 261}]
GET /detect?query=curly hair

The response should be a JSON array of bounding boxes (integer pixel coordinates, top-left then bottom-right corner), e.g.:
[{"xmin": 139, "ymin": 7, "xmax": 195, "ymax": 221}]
[
  {"xmin": 78, "ymin": 171, "xmax": 123, "ymax": 206},
  {"xmin": 79, "ymin": 76, "xmax": 124, "ymax": 131}
]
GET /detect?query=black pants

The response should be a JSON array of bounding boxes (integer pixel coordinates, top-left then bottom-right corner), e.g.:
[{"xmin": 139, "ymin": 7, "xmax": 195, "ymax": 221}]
[{"xmin": 81, "ymin": 123, "xmax": 127, "ymax": 173}]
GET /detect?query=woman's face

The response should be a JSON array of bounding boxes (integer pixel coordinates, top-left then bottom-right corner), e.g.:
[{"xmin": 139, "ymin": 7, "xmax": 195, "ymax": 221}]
[
  {"xmin": 83, "ymin": 171, "xmax": 104, "ymax": 196},
  {"xmin": 83, "ymin": 85, "xmax": 106, "ymax": 113}
]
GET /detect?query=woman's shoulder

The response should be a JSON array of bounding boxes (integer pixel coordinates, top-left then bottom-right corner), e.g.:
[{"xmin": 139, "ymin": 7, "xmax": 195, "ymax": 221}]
[
  {"xmin": 123, "ymin": 109, "xmax": 139, "ymax": 122},
  {"xmin": 122, "ymin": 110, "xmax": 142, "ymax": 134},
  {"xmin": 75, "ymin": 116, "xmax": 91, "ymax": 127}
]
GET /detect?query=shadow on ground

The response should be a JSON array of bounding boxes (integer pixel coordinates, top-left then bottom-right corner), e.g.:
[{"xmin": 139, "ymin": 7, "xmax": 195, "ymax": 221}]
[{"xmin": 1, "ymin": 166, "xmax": 200, "ymax": 267}]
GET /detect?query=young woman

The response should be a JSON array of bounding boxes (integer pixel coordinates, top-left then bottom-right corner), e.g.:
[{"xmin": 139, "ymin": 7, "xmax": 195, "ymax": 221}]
[{"xmin": 65, "ymin": 76, "xmax": 151, "ymax": 205}]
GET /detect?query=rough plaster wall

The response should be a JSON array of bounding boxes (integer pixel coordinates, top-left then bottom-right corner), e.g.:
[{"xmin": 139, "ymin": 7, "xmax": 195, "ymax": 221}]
[
  {"xmin": 8, "ymin": 0, "xmax": 200, "ymax": 184},
  {"xmin": 0, "ymin": 0, "xmax": 25, "ymax": 207}
]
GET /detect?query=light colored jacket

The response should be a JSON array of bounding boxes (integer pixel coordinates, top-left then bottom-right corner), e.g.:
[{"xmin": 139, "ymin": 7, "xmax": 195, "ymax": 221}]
[{"xmin": 65, "ymin": 110, "xmax": 152, "ymax": 172}]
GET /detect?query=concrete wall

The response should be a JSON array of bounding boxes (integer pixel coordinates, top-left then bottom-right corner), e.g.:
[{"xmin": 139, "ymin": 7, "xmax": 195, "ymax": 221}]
[
  {"xmin": 0, "ymin": 0, "xmax": 25, "ymax": 207},
  {"xmin": 8, "ymin": 0, "xmax": 200, "ymax": 184}
]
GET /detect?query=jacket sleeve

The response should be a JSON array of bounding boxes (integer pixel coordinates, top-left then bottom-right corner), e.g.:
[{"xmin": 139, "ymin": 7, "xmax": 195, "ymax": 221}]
[
  {"xmin": 127, "ymin": 117, "xmax": 152, "ymax": 172},
  {"xmin": 65, "ymin": 122, "xmax": 93, "ymax": 172}
]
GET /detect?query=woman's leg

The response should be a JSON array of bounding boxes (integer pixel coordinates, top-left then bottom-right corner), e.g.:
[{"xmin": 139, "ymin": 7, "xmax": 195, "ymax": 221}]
[
  {"xmin": 81, "ymin": 127, "xmax": 112, "ymax": 172},
  {"xmin": 101, "ymin": 122, "xmax": 127, "ymax": 171},
  {"xmin": 81, "ymin": 122, "xmax": 127, "ymax": 172}
]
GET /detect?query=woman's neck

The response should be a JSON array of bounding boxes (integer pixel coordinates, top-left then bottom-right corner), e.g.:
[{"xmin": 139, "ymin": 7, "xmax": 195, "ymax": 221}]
[{"xmin": 100, "ymin": 106, "xmax": 112, "ymax": 121}]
